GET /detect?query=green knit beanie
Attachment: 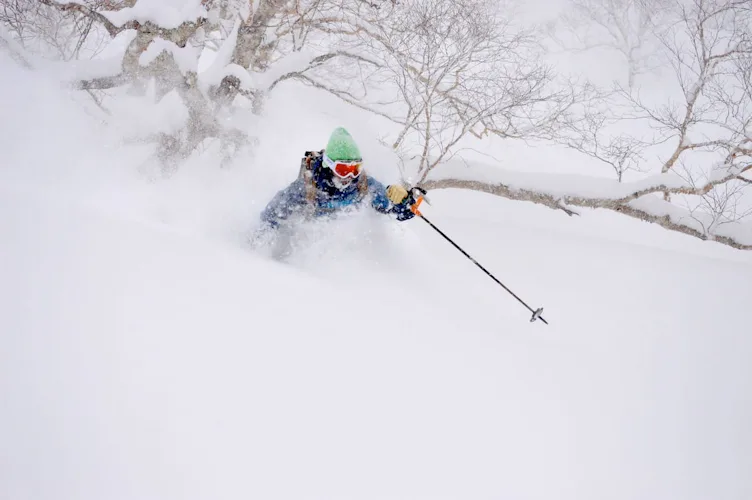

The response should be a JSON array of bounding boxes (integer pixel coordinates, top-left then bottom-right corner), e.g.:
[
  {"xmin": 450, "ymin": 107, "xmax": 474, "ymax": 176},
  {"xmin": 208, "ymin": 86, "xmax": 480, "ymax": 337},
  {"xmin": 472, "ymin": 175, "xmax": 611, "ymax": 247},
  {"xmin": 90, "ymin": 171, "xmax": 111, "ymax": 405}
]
[{"xmin": 325, "ymin": 127, "xmax": 362, "ymax": 161}]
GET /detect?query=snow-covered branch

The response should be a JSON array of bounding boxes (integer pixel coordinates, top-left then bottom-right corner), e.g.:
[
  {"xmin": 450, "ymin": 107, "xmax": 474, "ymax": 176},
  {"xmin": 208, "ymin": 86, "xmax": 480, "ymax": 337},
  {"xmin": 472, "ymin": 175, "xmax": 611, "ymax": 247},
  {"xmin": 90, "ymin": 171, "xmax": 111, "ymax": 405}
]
[
  {"xmin": 38, "ymin": 0, "xmax": 126, "ymax": 38},
  {"xmin": 422, "ymin": 160, "xmax": 752, "ymax": 249},
  {"xmin": 542, "ymin": 0, "xmax": 752, "ymax": 246}
]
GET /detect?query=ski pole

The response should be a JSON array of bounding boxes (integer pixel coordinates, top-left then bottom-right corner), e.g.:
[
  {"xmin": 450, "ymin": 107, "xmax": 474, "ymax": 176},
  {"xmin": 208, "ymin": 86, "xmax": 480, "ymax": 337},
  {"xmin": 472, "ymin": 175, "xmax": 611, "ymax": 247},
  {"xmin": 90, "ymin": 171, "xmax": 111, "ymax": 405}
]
[{"xmin": 409, "ymin": 188, "xmax": 548, "ymax": 325}]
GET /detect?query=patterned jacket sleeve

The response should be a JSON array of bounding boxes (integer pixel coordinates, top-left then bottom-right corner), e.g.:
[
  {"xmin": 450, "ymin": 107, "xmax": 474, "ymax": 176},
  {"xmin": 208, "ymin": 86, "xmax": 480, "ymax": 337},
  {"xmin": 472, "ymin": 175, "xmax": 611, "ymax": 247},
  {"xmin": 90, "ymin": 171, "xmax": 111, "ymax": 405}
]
[
  {"xmin": 260, "ymin": 178, "xmax": 308, "ymax": 228},
  {"xmin": 367, "ymin": 176, "xmax": 415, "ymax": 221}
]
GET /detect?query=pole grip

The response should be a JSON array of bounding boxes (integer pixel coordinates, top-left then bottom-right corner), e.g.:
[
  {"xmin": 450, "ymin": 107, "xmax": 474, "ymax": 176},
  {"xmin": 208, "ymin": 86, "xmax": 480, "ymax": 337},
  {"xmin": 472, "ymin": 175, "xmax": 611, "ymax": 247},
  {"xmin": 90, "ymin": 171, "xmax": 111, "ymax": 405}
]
[{"xmin": 410, "ymin": 196, "xmax": 424, "ymax": 216}]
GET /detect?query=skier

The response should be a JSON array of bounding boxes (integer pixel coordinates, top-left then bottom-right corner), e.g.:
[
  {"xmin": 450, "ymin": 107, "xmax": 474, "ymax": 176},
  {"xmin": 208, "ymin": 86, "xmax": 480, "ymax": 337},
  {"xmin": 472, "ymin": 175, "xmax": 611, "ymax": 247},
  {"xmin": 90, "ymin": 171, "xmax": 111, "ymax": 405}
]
[{"xmin": 256, "ymin": 127, "xmax": 416, "ymax": 236}]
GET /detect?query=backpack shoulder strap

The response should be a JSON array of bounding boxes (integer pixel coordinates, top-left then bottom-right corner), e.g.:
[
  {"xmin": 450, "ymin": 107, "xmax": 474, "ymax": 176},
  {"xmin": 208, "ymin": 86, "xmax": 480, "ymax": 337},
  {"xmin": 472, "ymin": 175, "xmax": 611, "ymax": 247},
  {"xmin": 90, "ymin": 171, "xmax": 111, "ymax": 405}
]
[
  {"xmin": 357, "ymin": 173, "xmax": 368, "ymax": 197},
  {"xmin": 300, "ymin": 150, "xmax": 322, "ymax": 177},
  {"xmin": 300, "ymin": 150, "xmax": 323, "ymax": 203}
]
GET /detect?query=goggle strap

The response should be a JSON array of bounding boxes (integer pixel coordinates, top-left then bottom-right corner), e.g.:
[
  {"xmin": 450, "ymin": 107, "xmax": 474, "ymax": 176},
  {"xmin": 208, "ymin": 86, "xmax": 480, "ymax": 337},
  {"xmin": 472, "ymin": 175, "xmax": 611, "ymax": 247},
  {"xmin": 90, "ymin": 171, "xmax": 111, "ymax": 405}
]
[{"xmin": 323, "ymin": 153, "xmax": 336, "ymax": 170}]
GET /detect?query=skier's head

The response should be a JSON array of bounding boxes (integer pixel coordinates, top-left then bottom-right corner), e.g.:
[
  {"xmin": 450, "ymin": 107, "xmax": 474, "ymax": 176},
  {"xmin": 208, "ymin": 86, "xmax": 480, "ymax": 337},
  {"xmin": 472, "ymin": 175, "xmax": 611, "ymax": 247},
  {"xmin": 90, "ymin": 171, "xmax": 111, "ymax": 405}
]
[{"xmin": 323, "ymin": 127, "xmax": 363, "ymax": 190}]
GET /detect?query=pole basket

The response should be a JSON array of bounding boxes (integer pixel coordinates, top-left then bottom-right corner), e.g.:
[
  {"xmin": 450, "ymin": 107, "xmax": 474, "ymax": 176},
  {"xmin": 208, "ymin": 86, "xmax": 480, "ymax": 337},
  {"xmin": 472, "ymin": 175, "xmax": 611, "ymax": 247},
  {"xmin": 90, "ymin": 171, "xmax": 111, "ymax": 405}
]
[{"xmin": 530, "ymin": 308, "xmax": 545, "ymax": 323}]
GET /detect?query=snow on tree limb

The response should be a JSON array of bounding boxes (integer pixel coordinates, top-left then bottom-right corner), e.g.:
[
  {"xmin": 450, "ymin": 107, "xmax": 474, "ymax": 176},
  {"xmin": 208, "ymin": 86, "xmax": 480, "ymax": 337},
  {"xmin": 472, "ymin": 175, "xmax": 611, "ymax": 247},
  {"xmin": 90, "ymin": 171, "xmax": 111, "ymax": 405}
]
[
  {"xmin": 425, "ymin": 158, "xmax": 752, "ymax": 202},
  {"xmin": 420, "ymin": 178, "xmax": 752, "ymax": 249},
  {"xmin": 139, "ymin": 37, "xmax": 201, "ymax": 75},
  {"xmin": 74, "ymin": 74, "xmax": 127, "ymax": 89},
  {"xmin": 39, "ymin": 0, "xmax": 207, "ymax": 46},
  {"xmin": 422, "ymin": 160, "xmax": 752, "ymax": 249},
  {"xmin": 101, "ymin": 0, "xmax": 207, "ymax": 30},
  {"xmin": 39, "ymin": 0, "xmax": 128, "ymax": 37},
  {"xmin": 540, "ymin": 0, "xmax": 752, "ymax": 246}
]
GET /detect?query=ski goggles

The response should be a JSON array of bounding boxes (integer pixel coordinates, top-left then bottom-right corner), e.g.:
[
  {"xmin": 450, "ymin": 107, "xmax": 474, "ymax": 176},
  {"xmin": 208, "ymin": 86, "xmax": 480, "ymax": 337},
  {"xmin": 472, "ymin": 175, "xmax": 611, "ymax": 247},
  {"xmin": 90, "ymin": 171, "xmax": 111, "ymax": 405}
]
[{"xmin": 323, "ymin": 153, "xmax": 363, "ymax": 179}]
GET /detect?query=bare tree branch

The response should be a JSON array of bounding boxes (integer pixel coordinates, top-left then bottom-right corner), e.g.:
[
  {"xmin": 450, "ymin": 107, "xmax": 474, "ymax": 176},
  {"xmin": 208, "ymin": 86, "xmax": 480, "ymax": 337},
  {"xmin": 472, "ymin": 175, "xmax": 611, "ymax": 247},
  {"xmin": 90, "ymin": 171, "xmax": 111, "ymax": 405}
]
[
  {"xmin": 0, "ymin": 25, "xmax": 33, "ymax": 68},
  {"xmin": 550, "ymin": 0, "xmax": 672, "ymax": 89},
  {"xmin": 282, "ymin": 72, "xmax": 406, "ymax": 124}
]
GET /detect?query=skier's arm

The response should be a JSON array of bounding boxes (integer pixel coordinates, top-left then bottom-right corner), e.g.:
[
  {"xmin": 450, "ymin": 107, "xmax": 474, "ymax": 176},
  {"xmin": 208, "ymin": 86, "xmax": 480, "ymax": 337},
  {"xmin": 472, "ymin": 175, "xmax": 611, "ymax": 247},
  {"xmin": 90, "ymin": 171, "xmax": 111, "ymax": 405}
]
[
  {"xmin": 260, "ymin": 178, "xmax": 308, "ymax": 228},
  {"xmin": 367, "ymin": 177, "xmax": 415, "ymax": 221}
]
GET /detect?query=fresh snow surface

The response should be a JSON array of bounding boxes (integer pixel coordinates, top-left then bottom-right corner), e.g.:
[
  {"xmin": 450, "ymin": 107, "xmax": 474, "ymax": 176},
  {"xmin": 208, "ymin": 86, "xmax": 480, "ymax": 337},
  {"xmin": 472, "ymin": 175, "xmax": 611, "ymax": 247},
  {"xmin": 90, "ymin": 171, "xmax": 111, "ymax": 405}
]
[{"xmin": 2, "ymin": 54, "xmax": 752, "ymax": 500}]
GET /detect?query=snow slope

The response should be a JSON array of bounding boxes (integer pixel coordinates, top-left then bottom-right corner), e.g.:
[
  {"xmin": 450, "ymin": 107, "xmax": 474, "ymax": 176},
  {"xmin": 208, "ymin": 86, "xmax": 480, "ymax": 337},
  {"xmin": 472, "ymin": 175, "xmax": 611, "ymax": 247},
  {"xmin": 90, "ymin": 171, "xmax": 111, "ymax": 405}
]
[{"xmin": 2, "ymin": 55, "xmax": 752, "ymax": 500}]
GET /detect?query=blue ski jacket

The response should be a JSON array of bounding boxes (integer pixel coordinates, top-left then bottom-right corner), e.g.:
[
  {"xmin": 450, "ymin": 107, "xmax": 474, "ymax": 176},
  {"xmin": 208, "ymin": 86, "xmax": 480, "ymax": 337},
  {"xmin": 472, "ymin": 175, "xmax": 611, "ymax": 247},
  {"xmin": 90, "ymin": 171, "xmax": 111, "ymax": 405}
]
[{"xmin": 260, "ymin": 155, "xmax": 415, "ymax": 228}]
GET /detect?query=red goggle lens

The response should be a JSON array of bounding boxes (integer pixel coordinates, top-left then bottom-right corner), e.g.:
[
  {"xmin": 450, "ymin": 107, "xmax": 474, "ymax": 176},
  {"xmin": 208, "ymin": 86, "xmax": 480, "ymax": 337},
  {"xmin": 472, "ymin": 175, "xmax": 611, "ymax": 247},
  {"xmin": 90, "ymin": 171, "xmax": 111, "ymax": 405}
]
[{"xmin": 332, "ymin": 161, "xmax": 362, "ymax": 178}]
